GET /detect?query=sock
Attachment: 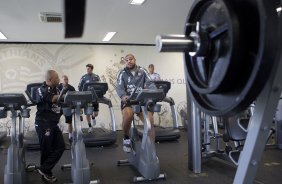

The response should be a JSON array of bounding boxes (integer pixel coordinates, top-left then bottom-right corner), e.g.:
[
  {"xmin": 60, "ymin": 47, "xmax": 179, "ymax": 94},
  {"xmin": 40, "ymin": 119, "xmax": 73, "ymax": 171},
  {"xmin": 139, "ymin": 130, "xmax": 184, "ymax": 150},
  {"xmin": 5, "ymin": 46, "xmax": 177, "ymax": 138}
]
[
  {"xmin": 68, "ymin": 133, "xmax": 72, "ymax": 139},
  {"xmin": 124, "ymin": 135, "xmax": 130, "ymax": 139}
]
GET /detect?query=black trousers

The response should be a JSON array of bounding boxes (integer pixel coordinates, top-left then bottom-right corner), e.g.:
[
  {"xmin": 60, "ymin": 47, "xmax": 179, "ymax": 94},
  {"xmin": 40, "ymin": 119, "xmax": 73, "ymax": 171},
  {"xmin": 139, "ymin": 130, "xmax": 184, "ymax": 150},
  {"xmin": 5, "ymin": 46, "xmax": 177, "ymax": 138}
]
[{"xmin": 35, "ymin": 122, "xmax": 65, "ymax": 174}]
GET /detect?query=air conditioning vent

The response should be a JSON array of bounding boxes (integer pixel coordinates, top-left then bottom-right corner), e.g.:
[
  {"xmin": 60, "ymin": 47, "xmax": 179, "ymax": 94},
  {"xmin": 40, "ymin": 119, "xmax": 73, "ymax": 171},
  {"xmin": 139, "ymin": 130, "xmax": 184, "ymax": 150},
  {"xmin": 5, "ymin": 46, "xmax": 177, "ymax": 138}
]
[{"xmin": 39, "ymin": 12, "xmax": 63, "ymax": 23}]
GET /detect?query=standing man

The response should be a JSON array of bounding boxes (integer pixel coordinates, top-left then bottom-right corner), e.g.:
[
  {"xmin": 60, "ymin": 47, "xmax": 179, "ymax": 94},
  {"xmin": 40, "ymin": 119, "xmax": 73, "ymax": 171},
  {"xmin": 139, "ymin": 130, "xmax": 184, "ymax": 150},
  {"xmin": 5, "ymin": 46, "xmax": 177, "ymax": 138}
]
[
  {"xmin": 58, "ymin": 75, "xmax": 76, "ymax": 142},
  {"xmin": 78, "ymin": 64, "xmax": 100, "ymax": 133},
  {"xmin": 116, "ymin": 54, "xmax": 156, "ymax": 153},
  {"xmin": 148, "ymin": 64, "xmax": 161, "ymax": 81},
  {"xmin": 35, "ymin": 70, "xmax": 65, "ymax": 183}
]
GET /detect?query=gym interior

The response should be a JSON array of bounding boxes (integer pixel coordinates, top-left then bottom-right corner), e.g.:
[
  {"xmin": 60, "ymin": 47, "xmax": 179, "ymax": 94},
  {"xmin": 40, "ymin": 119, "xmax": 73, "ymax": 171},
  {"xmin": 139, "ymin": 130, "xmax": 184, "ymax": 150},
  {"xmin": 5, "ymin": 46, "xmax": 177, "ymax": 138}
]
[{"xmin": 0, "ymin": 0, "xmax": 282, "ymax": 184}]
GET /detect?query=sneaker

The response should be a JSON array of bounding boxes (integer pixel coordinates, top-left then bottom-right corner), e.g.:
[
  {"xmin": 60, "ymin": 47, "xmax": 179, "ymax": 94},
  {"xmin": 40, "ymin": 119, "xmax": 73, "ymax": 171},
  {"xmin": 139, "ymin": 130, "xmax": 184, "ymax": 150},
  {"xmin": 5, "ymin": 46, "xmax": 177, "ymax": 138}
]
[
  {"xmin": 92, "ymin": 118, "xmax": 96, "ymax": 126},
  {"xmin": 37, "ymin": 169, "xmax": 57, "ymax": 183},
  {"xmin": 123, "ymin": 138, "xmax": 131, "ymax": 153},
  {"xmin": 88, "ymin": 127, "xmax": 93, "ymax": 133}
]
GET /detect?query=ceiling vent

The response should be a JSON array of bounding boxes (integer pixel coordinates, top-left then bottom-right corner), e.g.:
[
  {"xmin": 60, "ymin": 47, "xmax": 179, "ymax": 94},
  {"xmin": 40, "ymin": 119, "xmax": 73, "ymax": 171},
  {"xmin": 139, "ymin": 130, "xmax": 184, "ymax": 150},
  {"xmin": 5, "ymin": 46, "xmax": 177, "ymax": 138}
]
[{"xmin": 39, "ymin": 12, "xmax": 63, "ymax": 23}]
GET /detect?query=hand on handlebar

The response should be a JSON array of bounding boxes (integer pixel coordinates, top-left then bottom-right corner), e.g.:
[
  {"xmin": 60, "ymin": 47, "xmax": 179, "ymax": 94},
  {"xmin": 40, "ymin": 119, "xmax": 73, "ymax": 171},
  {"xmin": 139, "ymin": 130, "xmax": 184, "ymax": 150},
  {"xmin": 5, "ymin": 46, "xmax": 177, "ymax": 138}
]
[{"xmin": 122, "ymin": 95, "xmax": 129, "ymax": 102}]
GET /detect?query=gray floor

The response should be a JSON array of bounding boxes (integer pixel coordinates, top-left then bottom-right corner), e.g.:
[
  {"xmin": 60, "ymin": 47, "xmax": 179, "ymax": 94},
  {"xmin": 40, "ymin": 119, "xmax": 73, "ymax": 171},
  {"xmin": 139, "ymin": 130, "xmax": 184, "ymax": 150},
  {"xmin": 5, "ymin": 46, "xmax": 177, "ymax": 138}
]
[{"xmin": 0, "ymin": 129, "xmax": 282, "ymax": 184}]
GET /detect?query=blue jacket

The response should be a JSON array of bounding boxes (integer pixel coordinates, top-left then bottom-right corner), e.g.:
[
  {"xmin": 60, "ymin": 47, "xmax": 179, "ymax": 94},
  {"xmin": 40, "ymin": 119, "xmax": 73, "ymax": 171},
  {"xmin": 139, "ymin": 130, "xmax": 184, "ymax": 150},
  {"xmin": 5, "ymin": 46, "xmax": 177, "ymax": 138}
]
[{"xmin": 78, "ymin": 73, "xmax": 100, "ymax": 91}]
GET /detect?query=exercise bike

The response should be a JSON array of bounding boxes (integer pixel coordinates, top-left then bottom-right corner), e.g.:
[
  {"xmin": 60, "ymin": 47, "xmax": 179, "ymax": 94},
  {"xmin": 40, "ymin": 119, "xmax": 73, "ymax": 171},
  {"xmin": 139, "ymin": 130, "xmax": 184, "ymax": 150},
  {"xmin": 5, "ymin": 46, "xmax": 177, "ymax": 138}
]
[
  {"xmin": 0, "ymin": 93, "xmax": 31, "ymax": 184},
  {"xmin": 117, "ymin": 89, "xmax": 166, "ymax": 182},
  {"xmin": 61, "ymin": 90, "xmax": 99, "ymax": 184}
]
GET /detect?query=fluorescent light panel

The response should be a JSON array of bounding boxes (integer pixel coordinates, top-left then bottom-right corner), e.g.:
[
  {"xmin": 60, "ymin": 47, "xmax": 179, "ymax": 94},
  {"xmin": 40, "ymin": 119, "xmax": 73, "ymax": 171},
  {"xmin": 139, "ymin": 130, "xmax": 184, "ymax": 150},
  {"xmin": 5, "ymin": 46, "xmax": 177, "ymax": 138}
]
[
  {"xmin": 129, "ymin": 0, "xmax": 146, "ymax": 5},
  {"xmin": 277, "ymin": 7, "xmax": 282, "ymax": 12},
  {"xmin": 102, "ymin": 32, "xmax": 116, "ymax": 42},
  {"xmin": 0, "ymin": 31, "xmax": 7, "ymax": 39}
]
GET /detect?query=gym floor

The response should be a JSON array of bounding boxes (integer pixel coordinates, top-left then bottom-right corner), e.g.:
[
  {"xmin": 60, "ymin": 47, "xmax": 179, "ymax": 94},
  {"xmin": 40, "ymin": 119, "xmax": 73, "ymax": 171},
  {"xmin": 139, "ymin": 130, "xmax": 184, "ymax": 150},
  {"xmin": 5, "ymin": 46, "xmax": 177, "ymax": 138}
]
[{"xmin": 0, "ymin": 129, "xmax": 282, "ymax": 184}]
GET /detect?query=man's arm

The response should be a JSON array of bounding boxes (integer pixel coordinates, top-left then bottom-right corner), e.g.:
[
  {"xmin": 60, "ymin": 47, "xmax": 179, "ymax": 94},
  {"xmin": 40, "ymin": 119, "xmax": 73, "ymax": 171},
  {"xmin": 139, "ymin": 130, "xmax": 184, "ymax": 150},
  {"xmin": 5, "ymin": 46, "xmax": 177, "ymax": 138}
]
[
  {"xmin": 96, "ymin": 75, "xmax": 101, "ymax": 82},
  {"xmin": 37, "ymin": 87, "xmax": 59, "ymax": 104},
  {"xmin": 156, "ymin": 73, "xmax": 161, "ymax": 81},
  {"xmin": 78, "ymin": 77, "xmax": 84, "ymax": 91},
  {"xmin": 115, "ymin": 70, "xmax": 127, "ymax": 99},
  {"xmin": 141, "ymin": 68, "xmax": 156, "ymax": 89}
]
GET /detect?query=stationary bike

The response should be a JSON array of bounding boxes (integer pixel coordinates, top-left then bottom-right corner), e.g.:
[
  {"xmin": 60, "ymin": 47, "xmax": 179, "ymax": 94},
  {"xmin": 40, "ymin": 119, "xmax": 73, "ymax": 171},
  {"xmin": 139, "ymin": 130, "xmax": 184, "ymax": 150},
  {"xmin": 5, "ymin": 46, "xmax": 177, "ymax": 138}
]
[
  {"xmin": 61, "ymin": 90, "xmax": 99, "ymax": 184},
  {"xmin": 0, "ymin": 93, "xmax": 31, "ymax": 184},
  {"xmin": 117, "ymin": 89, "xmax": 166, "ymax": 182}
]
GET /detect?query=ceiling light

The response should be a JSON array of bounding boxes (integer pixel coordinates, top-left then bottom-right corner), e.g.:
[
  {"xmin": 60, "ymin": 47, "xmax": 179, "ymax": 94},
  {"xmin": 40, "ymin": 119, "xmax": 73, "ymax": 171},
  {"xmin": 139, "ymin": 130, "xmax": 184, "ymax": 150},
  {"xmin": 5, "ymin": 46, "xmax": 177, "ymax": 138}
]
[
  {"xmin": 277, "ymin": 7, "xmax": 282, "ymax": 12},
  {"xmin": 0, "ymin": 31, "xmax": 7, "ymax": 39},
  {"xmin": 129, "ymin": 0, "xmax": 146, "ymax": 5},
  {"xmin": 102, "ymin": 32, "xmax": 116, "ymax": 42}
]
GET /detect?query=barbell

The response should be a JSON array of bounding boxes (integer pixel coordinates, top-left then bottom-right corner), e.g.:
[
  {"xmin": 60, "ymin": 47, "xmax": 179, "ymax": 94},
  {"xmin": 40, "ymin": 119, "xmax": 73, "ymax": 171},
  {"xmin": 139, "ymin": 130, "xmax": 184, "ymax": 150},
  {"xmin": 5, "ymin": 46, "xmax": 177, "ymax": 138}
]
[{"xmin": 156, "ymin": 0, "xmax": 280, "ymax": 116}]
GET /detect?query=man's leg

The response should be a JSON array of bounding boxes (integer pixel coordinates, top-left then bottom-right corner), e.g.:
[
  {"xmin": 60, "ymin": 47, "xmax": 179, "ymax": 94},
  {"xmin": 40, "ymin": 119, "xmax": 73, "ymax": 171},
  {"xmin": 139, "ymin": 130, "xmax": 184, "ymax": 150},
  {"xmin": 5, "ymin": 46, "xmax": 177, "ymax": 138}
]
[
  {"xmin": 65, "ymin": 115, "xmax": 73, "ymax": 141},
  {"xmin": 35, "ymin": 125, "xmax": 65, "ymax": 182},
  {"xmin": 88, "ymin": 103, "xmax": 99, "ymax": 133},
  {"xmin": 86, "ymin": 115, "xmax": 92, "ymax": 127},
  {"xmin": 39, "ymin": 126, "xmax": 65, "ymax": 173},
  {"xmin": 122, "ymin": 107, "xmax": 134, "ymax": 136},
  {"xmin": 122, "ymin": 106, "xmax": 134, "ymax": 153}
]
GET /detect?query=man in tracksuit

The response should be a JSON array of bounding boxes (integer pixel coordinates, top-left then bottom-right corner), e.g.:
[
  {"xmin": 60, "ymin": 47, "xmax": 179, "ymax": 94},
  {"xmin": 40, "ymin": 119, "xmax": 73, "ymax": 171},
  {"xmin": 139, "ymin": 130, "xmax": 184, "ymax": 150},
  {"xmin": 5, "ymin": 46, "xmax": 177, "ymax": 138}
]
[
  {"xmin": 58, "ymin": 75, "xmax": 76, "ymax": 142},
  {"xmin": 35, "ymin": 70, "xmax": 65, "ymax": 183},
  {"xmin": 78, "ymin": 64, "xmax": 100, "ymax": 133},
  {"xmin": 116, "ymin": 54, "xmax": 156, "ymax": 153}
]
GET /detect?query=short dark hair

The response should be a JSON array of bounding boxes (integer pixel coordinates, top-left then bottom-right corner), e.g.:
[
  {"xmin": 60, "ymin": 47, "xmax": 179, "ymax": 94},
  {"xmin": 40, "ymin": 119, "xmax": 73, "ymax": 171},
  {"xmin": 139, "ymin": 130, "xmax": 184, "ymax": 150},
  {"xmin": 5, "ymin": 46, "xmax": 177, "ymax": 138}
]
[
  {"xmin": 148, "ymin": 64, "xmax": 154, "ymax": 68},
  {"xmin": 86, "ymin": 64, "xmax": 93, "ymax": 70}
]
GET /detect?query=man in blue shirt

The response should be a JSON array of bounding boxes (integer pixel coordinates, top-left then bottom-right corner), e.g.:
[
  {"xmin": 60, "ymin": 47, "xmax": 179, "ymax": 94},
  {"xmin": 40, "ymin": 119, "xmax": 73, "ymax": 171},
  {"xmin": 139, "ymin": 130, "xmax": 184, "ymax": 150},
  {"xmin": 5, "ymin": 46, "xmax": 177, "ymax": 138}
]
[
  {"xmin": 58, "ymin": 75, "xmax": 75, "ymax": 142},
  {"xmin": 78, "ymin": 64, "xmax": 100, "ymax": 133}
]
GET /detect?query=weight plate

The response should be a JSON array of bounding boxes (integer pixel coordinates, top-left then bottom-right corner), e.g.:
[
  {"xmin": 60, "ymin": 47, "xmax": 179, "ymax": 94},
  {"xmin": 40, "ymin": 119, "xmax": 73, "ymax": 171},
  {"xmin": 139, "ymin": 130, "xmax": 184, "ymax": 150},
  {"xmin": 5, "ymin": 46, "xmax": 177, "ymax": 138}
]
[
  {"xmin": 186, "ymin": 0, "xmax": 243, "ymax": 94},
  {"xmin": 185, "ymin": 0, "xmax": 280, "ymax": 116}
]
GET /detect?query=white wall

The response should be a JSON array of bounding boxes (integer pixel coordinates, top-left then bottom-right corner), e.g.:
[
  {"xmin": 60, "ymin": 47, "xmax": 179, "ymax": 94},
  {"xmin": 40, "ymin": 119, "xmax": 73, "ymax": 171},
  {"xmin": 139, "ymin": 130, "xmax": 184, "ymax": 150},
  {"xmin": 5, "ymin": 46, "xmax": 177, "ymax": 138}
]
[{"xmin": 0, "ymin": 44, "xmax": 187, "ymax": 134}]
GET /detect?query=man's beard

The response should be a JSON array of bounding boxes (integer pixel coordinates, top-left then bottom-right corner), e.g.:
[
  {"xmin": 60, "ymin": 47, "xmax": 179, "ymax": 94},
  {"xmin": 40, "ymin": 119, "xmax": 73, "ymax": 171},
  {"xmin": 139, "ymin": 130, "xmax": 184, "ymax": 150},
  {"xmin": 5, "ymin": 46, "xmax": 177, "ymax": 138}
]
[{"xmin": 126, "ymin": 64, "xmax": 136, "ymax": 70}]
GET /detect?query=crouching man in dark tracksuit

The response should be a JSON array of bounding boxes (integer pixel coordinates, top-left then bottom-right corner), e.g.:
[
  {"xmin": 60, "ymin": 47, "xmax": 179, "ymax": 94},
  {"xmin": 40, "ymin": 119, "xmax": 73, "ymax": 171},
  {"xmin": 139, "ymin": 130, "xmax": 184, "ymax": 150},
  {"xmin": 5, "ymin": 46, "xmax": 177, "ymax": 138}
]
[{"xmin": 35, "ymin": 70, "xmax": 65, "ymax": 183}]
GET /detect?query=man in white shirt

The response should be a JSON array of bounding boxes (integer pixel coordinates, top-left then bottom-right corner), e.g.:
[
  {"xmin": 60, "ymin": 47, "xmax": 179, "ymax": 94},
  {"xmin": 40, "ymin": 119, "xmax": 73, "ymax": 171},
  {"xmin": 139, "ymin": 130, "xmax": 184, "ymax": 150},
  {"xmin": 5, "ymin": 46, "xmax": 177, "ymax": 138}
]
[{"xmin": 148, "ymin": 64, "xmax": 161, "ymax": 81}]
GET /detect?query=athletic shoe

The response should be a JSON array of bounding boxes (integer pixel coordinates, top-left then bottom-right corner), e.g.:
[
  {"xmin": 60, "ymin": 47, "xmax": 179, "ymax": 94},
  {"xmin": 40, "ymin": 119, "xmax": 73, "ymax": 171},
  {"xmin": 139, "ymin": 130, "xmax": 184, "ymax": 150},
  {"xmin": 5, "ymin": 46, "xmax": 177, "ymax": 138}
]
[
  {"xmin": 37, "ymin": 169, "xmax": 57, "ymax": 183},
  {"xmin": 123, "ymin": 138, "xmax": 131, "ymax": 153},
  {"xmin": 88, "ymin": 127, "xmax": 93, "ymax": 133},
  {"xmin": 92, "ymin": 118, "xmax": 96, "ymax": 126}
]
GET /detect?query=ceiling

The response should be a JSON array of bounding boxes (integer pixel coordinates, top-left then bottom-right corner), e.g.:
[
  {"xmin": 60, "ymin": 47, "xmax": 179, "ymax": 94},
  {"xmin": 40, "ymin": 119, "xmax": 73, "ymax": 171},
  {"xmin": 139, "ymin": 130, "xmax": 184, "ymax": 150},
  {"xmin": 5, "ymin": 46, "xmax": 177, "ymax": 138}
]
[{"xmin": 0, "ymin": 0, "xmax": 192, "ymax": 45}]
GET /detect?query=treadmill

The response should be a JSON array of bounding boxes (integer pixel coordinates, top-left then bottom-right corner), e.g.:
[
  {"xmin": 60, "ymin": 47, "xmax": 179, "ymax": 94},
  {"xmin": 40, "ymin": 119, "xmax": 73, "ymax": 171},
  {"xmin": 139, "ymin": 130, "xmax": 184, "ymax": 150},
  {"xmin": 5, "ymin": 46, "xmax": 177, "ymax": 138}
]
[
  {"xmin": 0, "ymin": 130, "xmax": 7, "ymax": 142},
  {"xmin": 0, "ymin": 118, "xmax": 7, "ymax": 142},
  {"xmin": 136, "ymin": 81, "xmax": 181, "ymax": 142},
  {"xmin": 0, "ymin": 103, "xmax": 7, "ymax": 142},
  {"xmin": 23, "ymin": 83, "xmax": 42, "ymax": 150},
  {"xmin": 82, "ymin": 82, "xmax": 117, "ymax": 146}
]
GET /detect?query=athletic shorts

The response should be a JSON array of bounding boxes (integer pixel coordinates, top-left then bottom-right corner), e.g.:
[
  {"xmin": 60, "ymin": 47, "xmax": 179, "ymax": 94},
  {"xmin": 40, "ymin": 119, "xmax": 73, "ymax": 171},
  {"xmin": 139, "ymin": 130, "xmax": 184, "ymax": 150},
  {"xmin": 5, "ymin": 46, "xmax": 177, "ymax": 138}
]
[
  {"xmin": 120, "ymin": 101, "xmax": 139, "ymax": 110},
  {"xmin": 64, "ymin": 115, "xmax": 72, "ymax": 124},
  {"xmin": 93, "ymin": 102, "xmax": 99, "ymax": 112}
]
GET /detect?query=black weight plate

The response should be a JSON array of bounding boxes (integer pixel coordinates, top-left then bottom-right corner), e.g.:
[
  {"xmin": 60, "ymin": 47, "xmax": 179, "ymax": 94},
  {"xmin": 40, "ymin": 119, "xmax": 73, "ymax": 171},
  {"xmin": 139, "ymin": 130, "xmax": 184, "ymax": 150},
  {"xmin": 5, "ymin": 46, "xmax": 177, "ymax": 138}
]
[
  {"xmin": 185, "ymin": 0, "xmax": 279, "ymax": 116},
  {"xmin": 186, "ymin": 0, "xmax": 244, "ymax": 94}
]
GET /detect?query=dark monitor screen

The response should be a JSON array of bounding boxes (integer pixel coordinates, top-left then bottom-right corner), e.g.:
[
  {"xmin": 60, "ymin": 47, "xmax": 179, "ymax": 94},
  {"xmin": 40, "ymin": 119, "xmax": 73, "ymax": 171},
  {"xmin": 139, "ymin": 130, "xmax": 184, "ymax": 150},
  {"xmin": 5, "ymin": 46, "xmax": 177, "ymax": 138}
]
[
  {"xmin": 154, "ymin": 81, "xmax": 171, "ymax": 95},
  {"xmin": 0, "ymin": 93, "xmax": 27, "ymax": 109},
  {"xmin": 82, "ymin": 82, "xmax": 108, "ymax": 98},
  {"xmin": 26, "ymin": 83, "xmax": 42, "ymax": 101}
]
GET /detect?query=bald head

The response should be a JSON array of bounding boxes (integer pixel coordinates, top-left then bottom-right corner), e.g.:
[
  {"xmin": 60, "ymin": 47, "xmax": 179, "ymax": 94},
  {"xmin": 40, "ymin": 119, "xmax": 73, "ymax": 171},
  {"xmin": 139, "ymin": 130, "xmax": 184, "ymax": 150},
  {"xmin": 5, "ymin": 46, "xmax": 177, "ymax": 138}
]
[
  {"xmin": 62, "ymin": 75, "xmax": 69, "ymax": 86},
  {"xmin": 45, "ymin": 70, "xmax": 60, "ymax": 87}
]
